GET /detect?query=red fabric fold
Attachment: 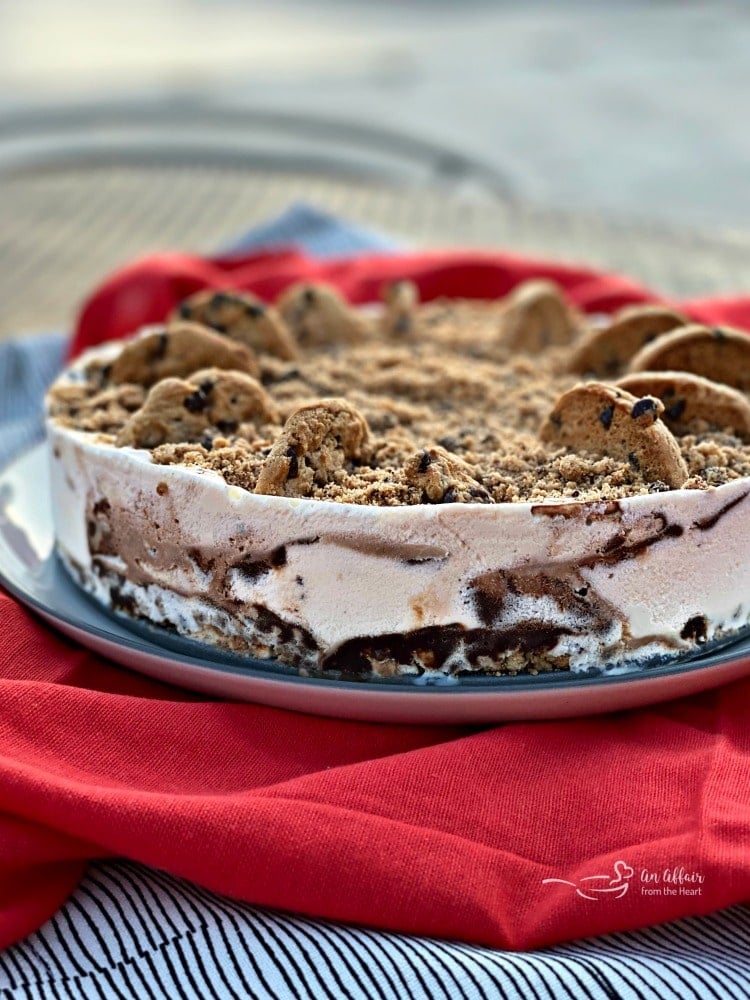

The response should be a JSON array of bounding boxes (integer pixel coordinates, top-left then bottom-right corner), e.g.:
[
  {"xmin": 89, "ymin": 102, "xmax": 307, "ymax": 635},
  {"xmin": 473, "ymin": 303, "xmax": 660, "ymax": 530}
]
[
  {"xmin": 3, "ymin": 244, "xmax": 750, "ymax": 952},
  {"xmin": 71, "ymin": 247, "xmax": 676, "ymax": 358}
]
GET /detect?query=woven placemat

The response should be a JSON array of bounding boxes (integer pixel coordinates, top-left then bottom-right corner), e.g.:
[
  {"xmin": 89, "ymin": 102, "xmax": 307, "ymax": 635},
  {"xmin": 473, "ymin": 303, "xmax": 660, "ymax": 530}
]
[{"xmin": 3, "ymin": 163, "xmax": 750, "ymax": 338}]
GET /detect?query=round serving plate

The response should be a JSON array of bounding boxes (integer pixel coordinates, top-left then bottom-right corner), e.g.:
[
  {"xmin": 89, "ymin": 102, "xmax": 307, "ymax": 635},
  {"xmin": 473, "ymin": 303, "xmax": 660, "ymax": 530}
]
[{"xmin": 2, "ymin": 443, "xmax": 750, "ymax": 724}]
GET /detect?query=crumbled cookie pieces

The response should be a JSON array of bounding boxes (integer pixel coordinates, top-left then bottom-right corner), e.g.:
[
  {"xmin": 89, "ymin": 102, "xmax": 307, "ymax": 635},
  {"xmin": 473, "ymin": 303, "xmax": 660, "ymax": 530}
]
[
  {"xmin": 616, "ymin": 370, "xmax": 750, "ymax": 440},
  {"xmin": 255, "ymin": 399, "xmax": 370, "ymax": 497},
  {"xmin": 381, "ymin": 280, "xmax": 419, "ymax": 337},
  {"xmin": 153, "ymin": 437, "xmax": 269, "ymax": 491},
  {"xmin": 277, "ymin": 283, "xmax": 368, "ymax": 347},
  {"xmin": 628, "ymin": 324, "xmax": 750, "ymax": 391},
  {"xmin": 540, "ymin": 382, "xmax": 689, "ymax": 489},
  {"xmin": 55, "ymin": 278, "xmax": 750, "ymax": 503},
  {"xmin": 680, "ymin": 433, "xmax": 750, "ymax": 486},
  {"xmin": 499, "ymin": 280, "xmax": 582, "ymax": 352},
  {"xmin": 172, "ymin": 290, "xmax": 299, "ymax": 361},
  {"xmin": 47, "ymin": 382, "xmax": 146, "ymax": 433},
  {"xmin": 116, "ymin": 369, "xmax": 278, "ymax": 448},
  {"xmin": 402, "ymin": 446, "xmax": 493, "ymax": 503},
  {"xmin": 110, "ymin": 322, "xmax": 260, "ymax": 386},
  {"xmin": 569, "ymin": 305, "xmax": 688, "ymax": 376}
]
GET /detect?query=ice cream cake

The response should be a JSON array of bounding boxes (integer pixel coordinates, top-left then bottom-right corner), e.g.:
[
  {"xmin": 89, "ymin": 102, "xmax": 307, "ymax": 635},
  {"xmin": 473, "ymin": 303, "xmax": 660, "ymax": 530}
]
[{"xmin": 46, "ymin": 281, "xmax": 750, "ymax": 679}]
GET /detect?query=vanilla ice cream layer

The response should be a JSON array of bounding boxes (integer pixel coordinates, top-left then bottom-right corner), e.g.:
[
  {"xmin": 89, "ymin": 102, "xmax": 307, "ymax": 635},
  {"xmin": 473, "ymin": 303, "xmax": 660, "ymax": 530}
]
[{"xmin": 48, "ymin": 420, "xmax": 750, "ymax": 678}]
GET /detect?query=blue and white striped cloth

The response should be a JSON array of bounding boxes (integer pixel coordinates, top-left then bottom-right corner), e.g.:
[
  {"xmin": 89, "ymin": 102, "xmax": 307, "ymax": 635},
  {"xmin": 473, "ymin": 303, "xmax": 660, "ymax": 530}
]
[
  {"xmin": 2, "ymin": 204, "xmax": 749, "ymax": 999},
  {"xmin": 2, "ymin": 860, "xmax": 749, "ymax": 1000}
]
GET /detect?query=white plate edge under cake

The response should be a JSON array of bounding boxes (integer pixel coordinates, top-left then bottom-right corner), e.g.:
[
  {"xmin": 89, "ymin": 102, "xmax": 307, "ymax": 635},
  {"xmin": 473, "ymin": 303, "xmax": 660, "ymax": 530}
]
[{"xmin": 2, "ymin": 443, "xmax": 750, "ymax": 725}]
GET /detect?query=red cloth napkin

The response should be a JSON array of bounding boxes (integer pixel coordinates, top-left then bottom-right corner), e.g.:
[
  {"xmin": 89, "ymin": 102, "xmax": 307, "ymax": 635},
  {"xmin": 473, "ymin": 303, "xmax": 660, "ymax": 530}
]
[{"xmin": 3, "ymin": 246, "xmax": 750, "ymax": 953}]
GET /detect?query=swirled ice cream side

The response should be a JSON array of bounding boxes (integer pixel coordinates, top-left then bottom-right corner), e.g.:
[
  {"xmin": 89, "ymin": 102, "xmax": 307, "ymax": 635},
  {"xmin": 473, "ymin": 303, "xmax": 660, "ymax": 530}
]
[{"xmin": 48, "ymin": 423, "xmax": 750, "ymax": 677}]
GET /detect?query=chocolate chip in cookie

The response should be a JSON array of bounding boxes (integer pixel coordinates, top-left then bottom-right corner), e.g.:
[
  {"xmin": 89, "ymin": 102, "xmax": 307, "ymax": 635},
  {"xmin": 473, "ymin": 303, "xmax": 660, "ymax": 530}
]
[
  {"xmin": 627, "ymin": 324, "xmax": 750, "ymax": 392},
  {"xmin": 255, "ymin": 398, "xmax": 369, "ymax": 496},
  {"xmin": 499, "ymin": 280, "xmax": 582, "ymax": 352},
  {"xmin": 568, "ymin": 305, "xmax": 688, "ymax": 376},
  {"xmin": 172, "ymin": 290, "xmax": 299, "ymax": 361},
  {"xmin": 616, "ymin": 371, "xmax": 750, "ymax": 440},
  {"xmin": 276, "ymin": 283, "xmax": 367, "ymax": 348},
  {"xmin": 540, "ymin": 382, "xmax": 688, "ymax": 489},
  {"xmin": 109, "ymin": 322, "xmax": 260, "ymax": 387},
  {"xmin": 115, "ymin": 368, "xmax": 278, "ymax": 448},
  {"xmin": 403, "ymin": 446, "xmax": 493, "ymax": 504}
]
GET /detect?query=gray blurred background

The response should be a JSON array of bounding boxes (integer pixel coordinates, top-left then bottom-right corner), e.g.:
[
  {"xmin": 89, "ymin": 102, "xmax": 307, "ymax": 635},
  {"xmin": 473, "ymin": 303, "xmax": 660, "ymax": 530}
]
[
  {"xmin": 4, "ymin": 0, "xmax": 750, "ymax": 339},
  {"xmin": 2, "ymin": 0, "xmax": 748, "ymax": 231}
]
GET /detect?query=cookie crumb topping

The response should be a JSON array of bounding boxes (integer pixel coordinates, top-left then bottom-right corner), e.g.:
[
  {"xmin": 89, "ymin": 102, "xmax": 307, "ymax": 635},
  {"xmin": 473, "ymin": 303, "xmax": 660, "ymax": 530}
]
[{"xmin": 50, "ymin": 280, "xmax": 750, "ymax": 504}]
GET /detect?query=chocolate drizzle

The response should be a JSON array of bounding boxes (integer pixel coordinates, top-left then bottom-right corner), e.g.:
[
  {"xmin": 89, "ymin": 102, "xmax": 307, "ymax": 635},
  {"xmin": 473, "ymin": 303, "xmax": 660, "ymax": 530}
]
[
  {"xmin": 235, "ymin": 545, "xmax": 288, "ymax": 581},
  {"xmin": 471, "ymin": 566, "xmax": 614, "ymax": 639},
  {"xmin": 109, "ymin": 583, "xmax": 137, "ymax": 616},
  {"xmin": 530, "ymin": 499, "xmax": 622, "ymax": 520},
  {"xmin": 250, "ymin": 603, "xmax": 318, "ymax": 655},
  {"xmin": 693, "ymin": 489, "xmax": 750, "ymax": 531},
  {"xmin": 87, "ymin": 496, "xmax": 116, "ymax": 555},
  {"xmin": 322, "ymin": 621, "xmax": 572, "ymax": 676},
  {"xmin": 582, "ymin": 518, "xmax": 684, "ymax": 567},
  {"xmin": 680, "ymin": 615, "xmax": 708, "ymax": 643},
  {"xmin": 188, "ymin": 547, "xmax": 216, "ymax": 574},
  {"xmin": 235, "ymin": 559, "xmax": 271, "ymax": 582},
  {"xmin": 470, "ymin": 506, "xmax": 690, "ymax": 655}
]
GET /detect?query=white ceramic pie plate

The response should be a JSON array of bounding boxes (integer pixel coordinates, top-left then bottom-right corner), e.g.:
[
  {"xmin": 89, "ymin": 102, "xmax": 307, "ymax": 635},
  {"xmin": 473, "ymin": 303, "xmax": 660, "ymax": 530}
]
[{"xmin": 3, "ymin": 443, "xmax": 750, "ymax": 724}]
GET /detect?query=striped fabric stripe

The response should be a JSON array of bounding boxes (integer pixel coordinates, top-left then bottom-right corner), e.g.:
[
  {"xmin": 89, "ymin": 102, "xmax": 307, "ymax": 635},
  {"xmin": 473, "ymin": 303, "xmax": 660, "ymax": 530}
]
[
  {"xmin": 0, "ymin": 332, "xmax": 66, "ymax": 470},
  {"xmin": 1, "ymin": 860, "xmax": 749, "ymax": 1000},
  {"xmin": 222, "ymin": 202, "xmax": 398, "ymax": 258}
]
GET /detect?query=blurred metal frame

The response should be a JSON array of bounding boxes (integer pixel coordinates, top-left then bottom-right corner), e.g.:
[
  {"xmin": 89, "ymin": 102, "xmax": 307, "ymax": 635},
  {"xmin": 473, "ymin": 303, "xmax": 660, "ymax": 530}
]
[
  {"xmin": 0, "ymin": 96, "xmax": 514, "ymax": 198},
  {"xmin": 4, "ymin": 96, "xmax": 750, "ymax": 339}
]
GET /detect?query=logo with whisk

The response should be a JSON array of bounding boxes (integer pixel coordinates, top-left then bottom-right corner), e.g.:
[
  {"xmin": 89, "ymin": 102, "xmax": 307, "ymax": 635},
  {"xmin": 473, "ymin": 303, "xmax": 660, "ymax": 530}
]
[{"xmin": 542, "ymin": 860, "xmax": 634, "ymax": 901}]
